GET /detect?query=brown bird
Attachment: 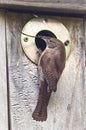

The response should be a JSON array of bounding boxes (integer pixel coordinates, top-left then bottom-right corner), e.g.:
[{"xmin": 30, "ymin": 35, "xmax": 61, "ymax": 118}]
[{"xmin": 32, "ymin": 37, "xmax": 66, "ymax": 121}]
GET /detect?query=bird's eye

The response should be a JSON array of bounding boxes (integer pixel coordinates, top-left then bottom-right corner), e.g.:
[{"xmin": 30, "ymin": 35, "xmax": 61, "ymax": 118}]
[
  {"xmin": 49, "ymin": 40, "xmax": 52, "ymax": 43},
  {"xmin": 24, "ymin": 37, "xmax": 29, "ymax": 42}
]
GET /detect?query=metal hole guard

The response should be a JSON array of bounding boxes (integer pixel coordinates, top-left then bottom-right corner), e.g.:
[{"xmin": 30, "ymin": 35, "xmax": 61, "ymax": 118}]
[{"xmin": 21, "ymin": 18, "xmax": 72, "ymax": 64}]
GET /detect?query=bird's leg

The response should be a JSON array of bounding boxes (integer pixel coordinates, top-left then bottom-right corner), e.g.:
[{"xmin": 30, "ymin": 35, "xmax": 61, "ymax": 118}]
[{"xmin": 32, "ymin": 79, "xmax": 51, "ymax": 121}]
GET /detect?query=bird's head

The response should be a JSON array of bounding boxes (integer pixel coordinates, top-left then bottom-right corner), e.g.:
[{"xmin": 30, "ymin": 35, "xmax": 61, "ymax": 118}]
[{"xmin": 41, "ymin": 37, "xmax": 64, "ymax": 49}]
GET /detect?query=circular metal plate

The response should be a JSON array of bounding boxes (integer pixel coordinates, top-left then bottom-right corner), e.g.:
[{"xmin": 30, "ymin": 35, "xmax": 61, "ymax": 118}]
[{"xmin": 21, "ymin": 18, "xmax": 72, "ymax": 64}]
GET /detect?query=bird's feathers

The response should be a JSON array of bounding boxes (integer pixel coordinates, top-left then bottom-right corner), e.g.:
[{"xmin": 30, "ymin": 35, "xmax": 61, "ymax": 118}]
[{"xmin": 32, "ymin": 38, "xmax": 66, "ymax": 121}]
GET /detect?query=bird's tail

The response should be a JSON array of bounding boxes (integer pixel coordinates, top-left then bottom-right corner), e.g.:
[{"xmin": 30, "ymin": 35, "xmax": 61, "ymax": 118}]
[{"xmin": 32, "ymin": 80, "xmax": 51, "ymax": 121}]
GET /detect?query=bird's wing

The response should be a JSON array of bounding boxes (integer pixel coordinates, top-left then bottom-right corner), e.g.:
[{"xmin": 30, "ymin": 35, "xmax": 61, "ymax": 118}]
[{"xmin": 43, "ymin": 62, "xmax": 60, "ymax": 92}]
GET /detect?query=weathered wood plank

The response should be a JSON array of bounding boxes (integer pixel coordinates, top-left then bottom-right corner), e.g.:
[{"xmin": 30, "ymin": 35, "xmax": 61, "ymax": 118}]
[
  {"xmin": 83, "ymin": 16, "xmax": 86, "ymax": 130},
  {"xmin": 6, "ymin": 12, "xmax": 85, "ymax": 130},
  {"xmin": 84, "ymin": 16, "xmax": 86, "ymax": 89},
  {"xmin": 0, "ymin": 11, "xmax": 8, "ymax": 130},
  {"xmin": 0, "ymin": 0, "xmax": 86, "ymax": 14}
]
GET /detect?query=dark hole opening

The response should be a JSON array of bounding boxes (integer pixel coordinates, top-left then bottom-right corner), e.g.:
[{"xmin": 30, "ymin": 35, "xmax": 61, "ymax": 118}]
[{"xmin": 35, "ymin": 30, "xmax": 56, "ymax": 51}]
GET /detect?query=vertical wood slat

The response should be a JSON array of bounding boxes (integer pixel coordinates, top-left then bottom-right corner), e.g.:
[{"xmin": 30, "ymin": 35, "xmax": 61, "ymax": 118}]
[
  {"xmin": 0, "ymin": 11, "xmax": 8, "ymax": 130},
  {"xmin": 84, "ymin": 16, "xmax": 86, "ymax": 89},
  {"xmin": 83, "ymin": 16, "xmax": 86, "ymax": 130}
]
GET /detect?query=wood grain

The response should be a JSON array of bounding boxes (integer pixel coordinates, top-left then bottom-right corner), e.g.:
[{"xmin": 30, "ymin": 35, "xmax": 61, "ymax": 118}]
[
  {"xmin": 6, "ymin": 12, "xmax": 85, "ymax": 130},
  {"xmin": 0, "ymin": 0, "xmax": 86, "ymax": 14},
  {"xmin": 0, "ymin": 11, "xmax": 8, "ymax": 130},
  {"xmin": 83, "ymin": 16, "xmax": 86, "ymax": 130}
]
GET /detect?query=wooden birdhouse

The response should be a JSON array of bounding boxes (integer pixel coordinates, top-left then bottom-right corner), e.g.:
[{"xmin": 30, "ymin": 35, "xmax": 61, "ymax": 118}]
[{"xmin": 0, "ymin": 1, "xmax": 86, "ymax": 130}]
